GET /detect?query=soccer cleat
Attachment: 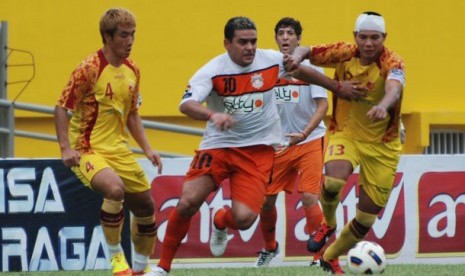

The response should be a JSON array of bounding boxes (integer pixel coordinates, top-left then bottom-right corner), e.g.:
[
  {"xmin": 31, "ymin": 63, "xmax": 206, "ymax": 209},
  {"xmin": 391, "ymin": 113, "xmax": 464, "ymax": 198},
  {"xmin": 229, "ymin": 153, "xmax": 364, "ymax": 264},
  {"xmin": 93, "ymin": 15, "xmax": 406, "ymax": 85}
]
[
  {"xmin": 209, "ymin": 208, "xmax": 228, "ymax": 257},
  {"xmin": 142, "ymin": 266, "xmax": 168, "ymax": 276},
  {"xmin": 320, "ymin": 256, "xmax": 344, "ymax": 274},
  {"xmin": 254, "ymin": 242, "xmax": 280, "ymax": 267},
  {"xmin": 309, "ymin": 250, "xmax": 321, "ymax": 267},
  {"xmin": 110, "ymin": 252, "xmax": 132, "ymax": 276},
  {"xmin": 307, "ymin": 223, "xmax": 335, "ymax": 253}
]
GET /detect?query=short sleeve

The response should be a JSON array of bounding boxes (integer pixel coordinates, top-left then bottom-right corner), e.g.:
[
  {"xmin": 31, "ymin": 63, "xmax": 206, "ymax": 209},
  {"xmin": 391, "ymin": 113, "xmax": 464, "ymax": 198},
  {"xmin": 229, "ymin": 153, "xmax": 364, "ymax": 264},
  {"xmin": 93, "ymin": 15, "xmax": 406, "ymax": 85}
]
[{"xmin": 57, "ymin": 64, "xmax": 93, "ymax": 111}]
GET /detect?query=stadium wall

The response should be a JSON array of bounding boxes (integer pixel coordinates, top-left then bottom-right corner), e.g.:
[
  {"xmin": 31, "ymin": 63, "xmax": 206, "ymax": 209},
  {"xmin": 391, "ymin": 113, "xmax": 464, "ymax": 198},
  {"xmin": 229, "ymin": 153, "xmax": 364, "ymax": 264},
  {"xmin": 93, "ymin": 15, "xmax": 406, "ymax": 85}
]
[
  {"xmin": 1, "ymin": 0, "xmax": 465, "ymax": 156},
  {"xmin": 1, "ymin": 155, "xmax": 464, "ymax": 272}
]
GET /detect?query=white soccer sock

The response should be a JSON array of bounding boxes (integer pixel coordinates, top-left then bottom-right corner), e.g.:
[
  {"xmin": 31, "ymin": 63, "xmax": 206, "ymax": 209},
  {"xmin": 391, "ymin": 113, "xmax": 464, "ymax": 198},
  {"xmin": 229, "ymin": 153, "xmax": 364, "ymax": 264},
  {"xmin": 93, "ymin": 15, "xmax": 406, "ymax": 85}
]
[
  {"xmin": 132, "ymin": 252, "xmax": 149, "ymax": 272},
  {"xmin": 107, "ymin": 243, "xmax": 123, "ymax": 257}
]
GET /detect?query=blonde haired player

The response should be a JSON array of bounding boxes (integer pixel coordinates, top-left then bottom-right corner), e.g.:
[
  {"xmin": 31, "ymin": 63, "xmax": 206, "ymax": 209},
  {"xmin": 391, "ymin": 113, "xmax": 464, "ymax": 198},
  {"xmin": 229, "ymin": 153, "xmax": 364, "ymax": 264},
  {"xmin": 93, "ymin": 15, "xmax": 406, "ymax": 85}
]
[
  {"xmin": 287, "ymin": 11, "xmax": 405, "ymax": 274},
  {"xmin": 54, "ymin": 8, "xmax": 162, "ymax": 276}
]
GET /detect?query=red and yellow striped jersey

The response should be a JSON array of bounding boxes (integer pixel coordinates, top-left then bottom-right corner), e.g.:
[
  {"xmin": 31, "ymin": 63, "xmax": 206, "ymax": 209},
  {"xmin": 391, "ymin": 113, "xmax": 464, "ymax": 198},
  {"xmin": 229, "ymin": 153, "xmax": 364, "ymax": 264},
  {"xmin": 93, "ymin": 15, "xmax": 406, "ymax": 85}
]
[
  {"xmin": 310, "ymin": 42, "xmax": 405, "ymax": 143},
  {"xmin": 57, "ymin": 50, "xmax": 141, "ymax": 154}
]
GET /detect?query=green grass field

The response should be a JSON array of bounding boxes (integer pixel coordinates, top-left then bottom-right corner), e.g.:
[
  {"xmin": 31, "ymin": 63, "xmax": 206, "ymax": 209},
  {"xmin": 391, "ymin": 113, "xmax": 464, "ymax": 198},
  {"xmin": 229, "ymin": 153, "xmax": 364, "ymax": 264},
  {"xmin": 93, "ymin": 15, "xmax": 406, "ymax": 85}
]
[{"xmin": 3, "ymin": 264, "xmax": 465, "ymax": 275}]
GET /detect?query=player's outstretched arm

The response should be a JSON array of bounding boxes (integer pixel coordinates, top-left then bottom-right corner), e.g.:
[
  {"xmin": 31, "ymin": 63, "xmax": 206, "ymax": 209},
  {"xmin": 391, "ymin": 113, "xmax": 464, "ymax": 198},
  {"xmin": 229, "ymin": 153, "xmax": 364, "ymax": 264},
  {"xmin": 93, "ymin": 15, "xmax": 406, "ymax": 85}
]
[{"xmin": 290, "ymin": 64, "xmax": 365, "ymax": 101}]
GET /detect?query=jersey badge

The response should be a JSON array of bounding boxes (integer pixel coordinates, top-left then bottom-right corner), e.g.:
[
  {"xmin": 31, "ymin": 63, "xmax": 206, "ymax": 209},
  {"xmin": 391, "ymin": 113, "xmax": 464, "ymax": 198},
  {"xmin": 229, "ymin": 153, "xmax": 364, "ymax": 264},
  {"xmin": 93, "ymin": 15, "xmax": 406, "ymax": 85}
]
[
  {"xmin": 182, "ymin": 84, "xmax": 193, "ymax": 99},
  {"xmin": 251, "ymin": 73, "xmax": 264, "ymax": 89}
]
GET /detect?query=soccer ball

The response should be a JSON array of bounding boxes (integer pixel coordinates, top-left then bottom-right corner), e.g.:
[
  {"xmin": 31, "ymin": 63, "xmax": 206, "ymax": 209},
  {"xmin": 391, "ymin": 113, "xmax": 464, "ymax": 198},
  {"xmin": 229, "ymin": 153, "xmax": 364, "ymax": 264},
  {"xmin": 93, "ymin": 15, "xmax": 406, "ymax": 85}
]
[{"xmin": 346, "ymin": 241, "xmax": 386, "ymax": 274}]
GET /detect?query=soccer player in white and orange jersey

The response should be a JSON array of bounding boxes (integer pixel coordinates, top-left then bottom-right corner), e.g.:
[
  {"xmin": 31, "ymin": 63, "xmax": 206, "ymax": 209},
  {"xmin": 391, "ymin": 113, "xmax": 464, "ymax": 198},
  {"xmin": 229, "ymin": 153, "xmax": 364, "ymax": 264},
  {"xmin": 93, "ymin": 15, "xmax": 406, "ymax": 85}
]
[
  {"xmin": 54, "ymin": 8, "xmax": 162, "ymax": 276},
  {"xmin": 288, "ymin": 11, "xmax": 405, "ymax": 274},
  {"xmin": 254, "ymin": 17, "xmax": 328, "ymax": 268},
  {"xmin": 147, "ymin": 16, "xmax": 360, "ymax": 276}
]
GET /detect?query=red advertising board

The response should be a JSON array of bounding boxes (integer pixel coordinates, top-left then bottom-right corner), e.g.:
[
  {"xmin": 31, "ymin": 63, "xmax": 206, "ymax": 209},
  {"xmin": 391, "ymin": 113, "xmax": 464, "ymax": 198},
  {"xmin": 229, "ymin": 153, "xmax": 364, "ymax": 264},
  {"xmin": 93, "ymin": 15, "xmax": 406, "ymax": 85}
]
[
  {"xmin": 150, "ymin": 173, "xmax": 406, "ymax": 259},
  {"xmin": 418, "ymin": 172, "xmax": 465, "ymax": 254}
]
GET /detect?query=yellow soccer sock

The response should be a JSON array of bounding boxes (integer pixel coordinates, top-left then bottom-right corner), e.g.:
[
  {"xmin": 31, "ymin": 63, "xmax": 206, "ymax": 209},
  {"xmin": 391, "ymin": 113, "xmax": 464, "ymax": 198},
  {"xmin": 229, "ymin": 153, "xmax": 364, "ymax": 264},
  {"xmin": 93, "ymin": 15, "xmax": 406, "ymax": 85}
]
[
  {"xmin": 132, "ymin": 215, "xmax": 157, "ymax": 256},
  {"xmin": 324, "ymin": 222, "xmax": 361, "ymax": 260},
  {"xmin": 101, "ymin": 199, "xmax": 124, "ymax": 246},
  {"xmin": 324, "ymin": 210, "xmax": 377, "ymax": 260},
  {"xmin": 320, "ymin": 177, "xmax": 346, "ymax": 228}
]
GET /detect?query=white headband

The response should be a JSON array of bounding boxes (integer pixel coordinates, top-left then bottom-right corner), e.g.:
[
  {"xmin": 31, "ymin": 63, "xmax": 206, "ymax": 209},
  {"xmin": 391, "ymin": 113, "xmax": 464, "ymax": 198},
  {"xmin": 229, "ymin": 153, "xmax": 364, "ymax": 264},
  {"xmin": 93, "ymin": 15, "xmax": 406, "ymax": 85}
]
[{"xmin": 354, "ymin": 14, "xmax": 385, "ymax": 33}]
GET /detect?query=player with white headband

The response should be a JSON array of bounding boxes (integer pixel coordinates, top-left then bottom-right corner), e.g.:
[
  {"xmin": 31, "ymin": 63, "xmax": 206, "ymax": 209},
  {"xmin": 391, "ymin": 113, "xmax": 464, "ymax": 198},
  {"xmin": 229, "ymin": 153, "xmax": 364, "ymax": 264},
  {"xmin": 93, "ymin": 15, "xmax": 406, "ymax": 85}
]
[
  {"xmin": 286, "ymin": 11, "xmax": 405, "ymax": 274},
  {"xmin": 354, "ymin": 12, "xmax": 386, "ymax": 33}
]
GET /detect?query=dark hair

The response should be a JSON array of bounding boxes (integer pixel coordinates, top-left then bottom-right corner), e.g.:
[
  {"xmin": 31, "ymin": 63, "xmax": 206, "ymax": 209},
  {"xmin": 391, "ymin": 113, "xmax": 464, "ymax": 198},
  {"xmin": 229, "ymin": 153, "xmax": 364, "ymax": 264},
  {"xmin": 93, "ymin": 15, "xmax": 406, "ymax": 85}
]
[
  {"xmin": 274, "ymin": 17, "xmax": 302, "ymax": 36},
  {"xmin": 224, "ymin": 16, "xmax": 256, "ymax": 41},
  {"xmin": 362, "ymin": 11, "xmax": 382, "ymax": 17}
]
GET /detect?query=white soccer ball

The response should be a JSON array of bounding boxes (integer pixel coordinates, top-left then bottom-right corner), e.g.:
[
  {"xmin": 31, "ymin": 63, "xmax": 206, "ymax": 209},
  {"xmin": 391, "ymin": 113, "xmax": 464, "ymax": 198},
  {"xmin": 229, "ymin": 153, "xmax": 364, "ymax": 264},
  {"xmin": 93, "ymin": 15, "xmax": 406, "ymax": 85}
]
[{"xmin": 346, "ymin": 241, "xmax": 387, "ymax": 274}]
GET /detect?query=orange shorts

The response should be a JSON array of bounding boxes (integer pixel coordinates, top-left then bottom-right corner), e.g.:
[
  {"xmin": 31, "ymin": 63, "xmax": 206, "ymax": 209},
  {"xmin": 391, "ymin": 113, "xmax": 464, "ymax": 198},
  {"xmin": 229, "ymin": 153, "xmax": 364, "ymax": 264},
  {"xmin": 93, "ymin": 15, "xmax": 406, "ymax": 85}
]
[
  {"xmin": 266, "ymin": 136, "xmax": 327, "ymax": 195},
  {"xmin": 185, "ymin": 145, "xmax": 275, "ymax": 213}
]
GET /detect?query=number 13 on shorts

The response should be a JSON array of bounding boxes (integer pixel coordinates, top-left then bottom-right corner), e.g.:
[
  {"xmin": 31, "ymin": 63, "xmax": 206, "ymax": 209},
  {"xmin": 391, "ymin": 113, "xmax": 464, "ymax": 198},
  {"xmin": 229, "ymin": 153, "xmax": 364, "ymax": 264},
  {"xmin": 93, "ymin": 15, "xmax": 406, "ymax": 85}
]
[{"xmin": 327, "ymin": 144, "xmax": 345, "ymax": 156}]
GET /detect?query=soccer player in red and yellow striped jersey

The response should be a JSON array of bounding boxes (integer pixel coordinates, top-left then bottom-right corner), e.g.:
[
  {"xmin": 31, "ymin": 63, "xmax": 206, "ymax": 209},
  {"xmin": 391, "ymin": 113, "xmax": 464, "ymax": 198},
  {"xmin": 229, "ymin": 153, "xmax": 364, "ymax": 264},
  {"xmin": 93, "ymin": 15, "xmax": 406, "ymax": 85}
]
[
  {"xmin": 287, "ymin": 11, "xmax": 405, "ymax": 274},
  {"xmin": 54, "ymin": 8, "xmax": 162, "ymax": 276}
]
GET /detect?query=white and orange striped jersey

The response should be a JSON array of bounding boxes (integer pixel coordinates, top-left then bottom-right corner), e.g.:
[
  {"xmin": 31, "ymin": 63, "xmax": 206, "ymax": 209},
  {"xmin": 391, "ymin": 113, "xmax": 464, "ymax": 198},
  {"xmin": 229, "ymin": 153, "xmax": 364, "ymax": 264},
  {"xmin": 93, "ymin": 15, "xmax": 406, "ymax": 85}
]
[
  {"xmin": 180, "ymin": 49, "xmax": 286, "ymax": 150},
  {"xmin": 274, "ymin": 60, "xmax": 327, "ymax": 144}
]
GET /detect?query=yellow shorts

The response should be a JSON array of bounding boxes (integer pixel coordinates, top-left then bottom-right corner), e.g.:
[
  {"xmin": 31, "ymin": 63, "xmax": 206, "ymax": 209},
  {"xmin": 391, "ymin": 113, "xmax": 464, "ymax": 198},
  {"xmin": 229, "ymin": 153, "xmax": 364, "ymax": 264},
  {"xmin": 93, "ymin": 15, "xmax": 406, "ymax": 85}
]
[
  {"xmin": 325, "ymin": 132, "xmax": 401, "ymax": 207},
  {"xmin": 71, "ymin": 151, "xmax": 150, "ymax": 194},
  {"xmin": 266, "ymin": 136, "xmax": 327, "ymax": 195}
]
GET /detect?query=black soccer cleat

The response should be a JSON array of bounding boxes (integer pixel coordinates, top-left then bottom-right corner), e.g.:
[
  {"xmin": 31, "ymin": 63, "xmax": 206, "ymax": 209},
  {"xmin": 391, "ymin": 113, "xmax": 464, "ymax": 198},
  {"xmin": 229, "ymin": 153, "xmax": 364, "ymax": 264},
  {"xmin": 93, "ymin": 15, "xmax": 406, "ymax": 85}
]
[
  {"xmin": 307, "ymin": 222, "xmax": 335, "ymax": 252},
  {"xmin": 320, "ymin": 256, "xmax": 345, "ymax": 274}
]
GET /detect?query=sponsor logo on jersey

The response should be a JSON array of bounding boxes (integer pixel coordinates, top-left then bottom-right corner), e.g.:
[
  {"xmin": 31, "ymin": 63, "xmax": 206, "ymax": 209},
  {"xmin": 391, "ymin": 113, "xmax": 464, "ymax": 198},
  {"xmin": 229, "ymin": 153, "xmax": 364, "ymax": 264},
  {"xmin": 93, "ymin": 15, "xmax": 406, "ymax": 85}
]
[
  {"xmin": 274, "ymin": 85, "xmax": 300, "ymax": 104},
  {"xmin": 223, "ymin": 93, "xmax": 264, "ymax": 114},
  {"xmin": 114, "ymin": 72, "xmax": 125, "ymax": 79}
]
